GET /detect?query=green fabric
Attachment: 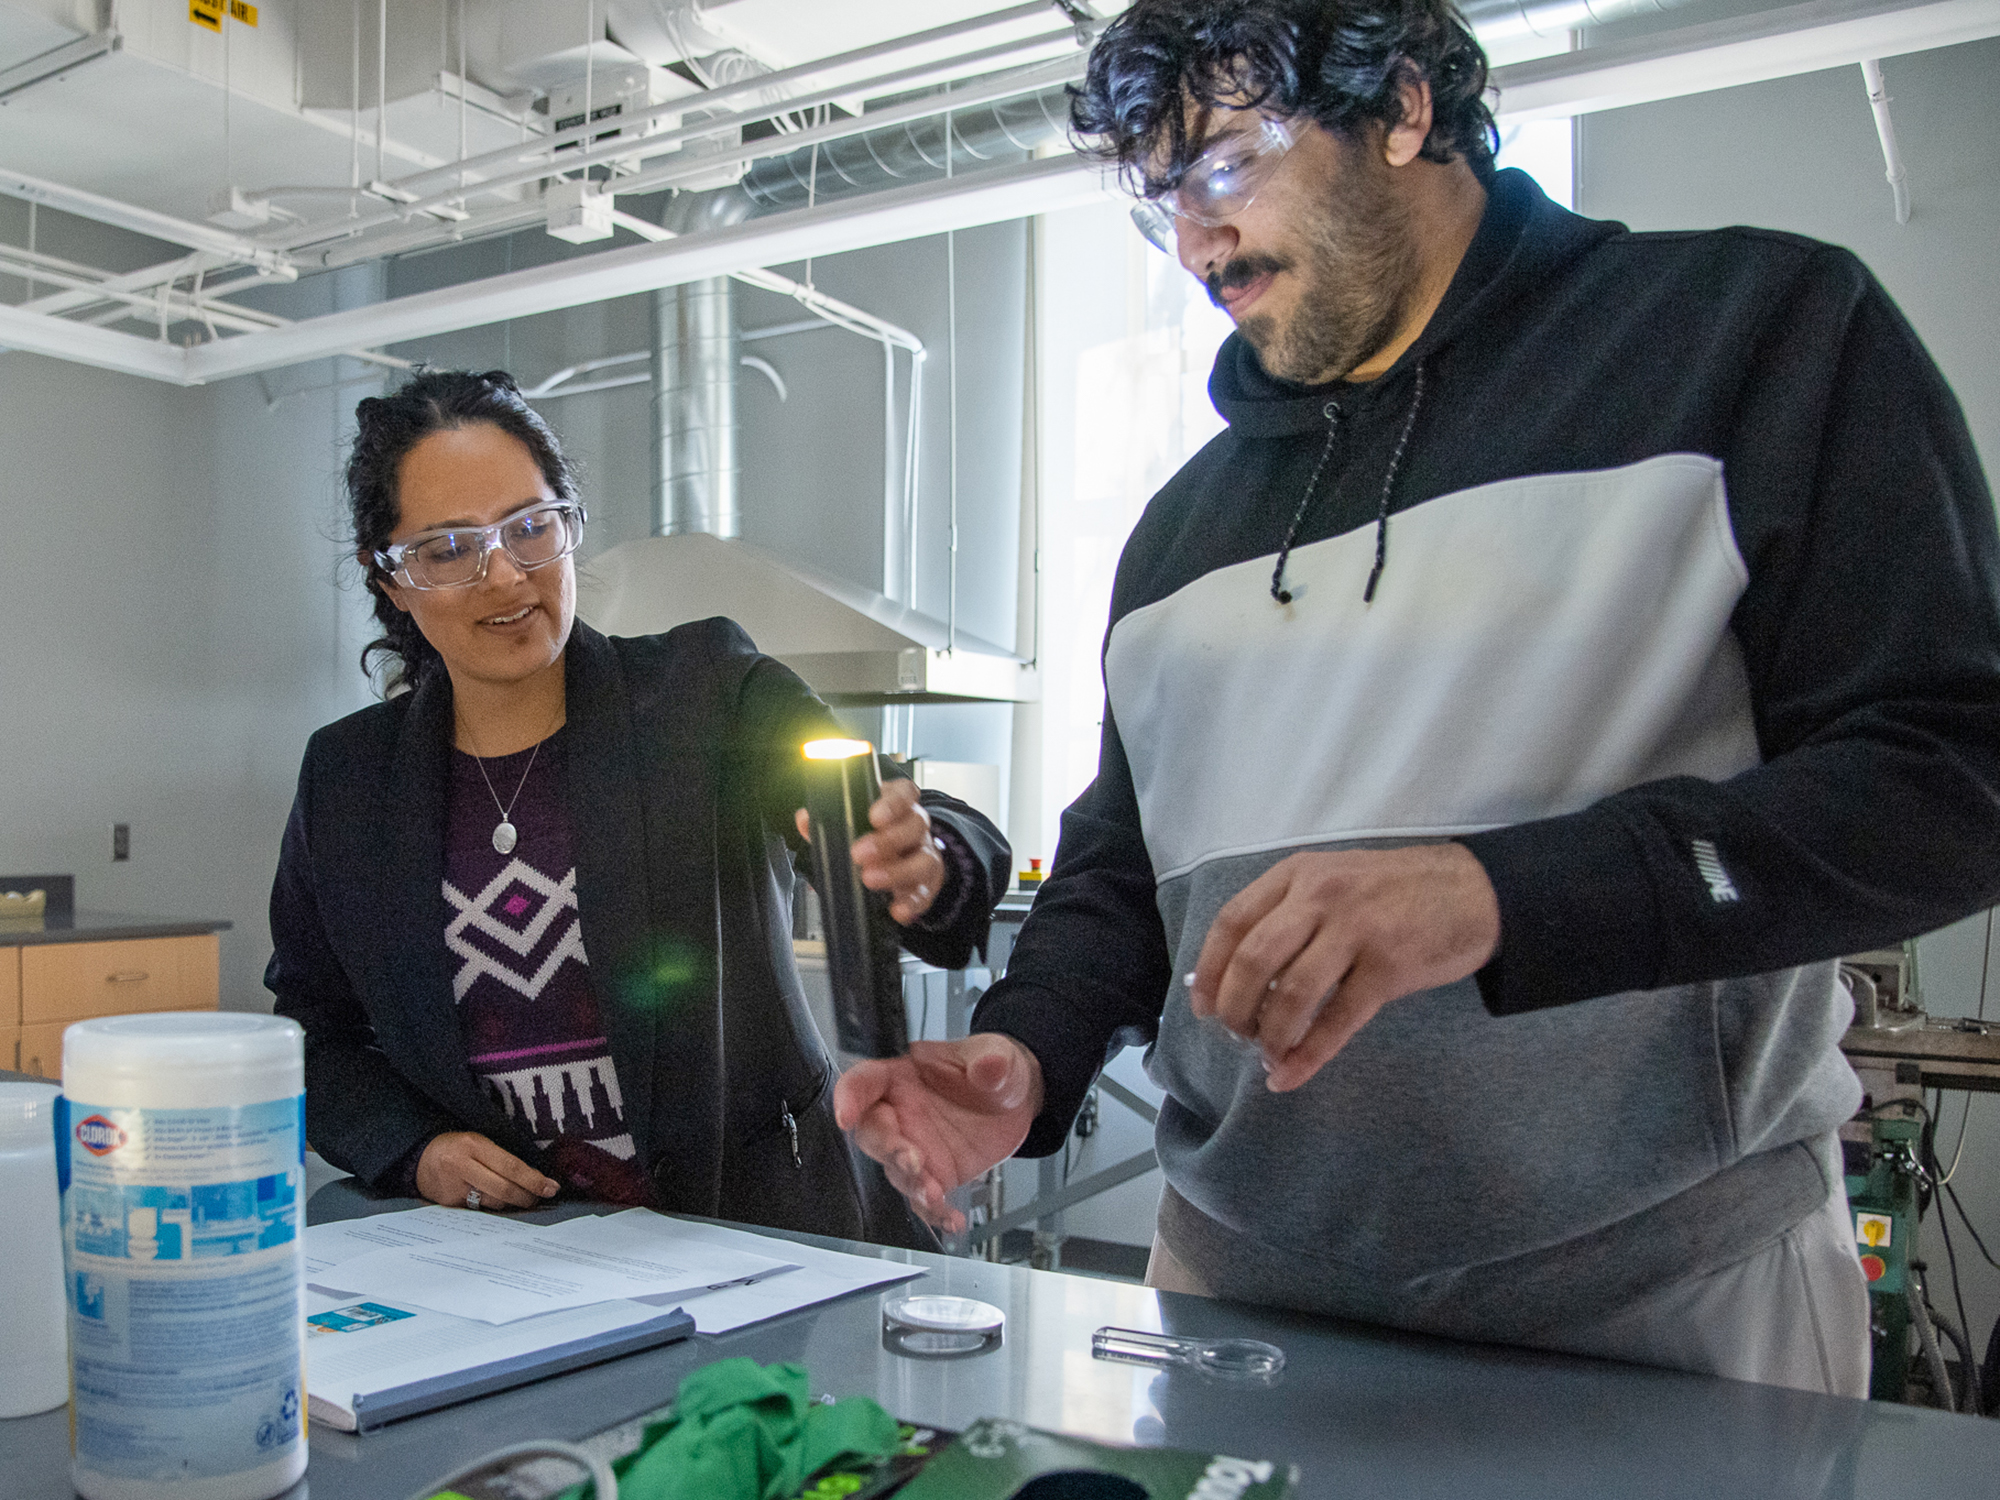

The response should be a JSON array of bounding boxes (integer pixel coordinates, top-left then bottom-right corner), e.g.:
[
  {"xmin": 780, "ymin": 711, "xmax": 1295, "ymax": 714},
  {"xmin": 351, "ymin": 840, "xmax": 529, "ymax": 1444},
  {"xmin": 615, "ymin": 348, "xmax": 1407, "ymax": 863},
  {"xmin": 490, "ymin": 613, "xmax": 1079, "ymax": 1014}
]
[{"xmin": 560, "ymin": 1359, "xmax": 901, "ymax": 1500}]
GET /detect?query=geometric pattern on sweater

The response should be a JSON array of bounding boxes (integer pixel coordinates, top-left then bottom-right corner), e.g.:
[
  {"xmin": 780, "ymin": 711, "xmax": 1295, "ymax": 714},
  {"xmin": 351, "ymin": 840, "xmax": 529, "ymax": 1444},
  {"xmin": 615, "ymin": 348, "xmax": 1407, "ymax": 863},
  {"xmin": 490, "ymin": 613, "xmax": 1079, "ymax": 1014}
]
[
  {"xmin": 443, "ymin": 860, "xmax": 589, "ymax": 1003},
  {"xmin": 473, "ymin": 1044, "xmax": 637, "ymax": 1160},
  {"xmin": 443, "ymin": 732, "xmax": 641, "ymax": 1184}
]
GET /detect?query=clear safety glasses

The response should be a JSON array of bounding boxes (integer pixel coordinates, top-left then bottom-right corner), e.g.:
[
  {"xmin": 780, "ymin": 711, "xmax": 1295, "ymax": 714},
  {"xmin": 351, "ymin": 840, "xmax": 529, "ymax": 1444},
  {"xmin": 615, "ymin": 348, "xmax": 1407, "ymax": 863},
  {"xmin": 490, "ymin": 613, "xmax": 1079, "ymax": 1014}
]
[
  {"xmin": 1130, "ymin": 116, "xmax": 1296, "ymax": 254},
  {"xmin": 374, "ymin": 499, "xmax": 587, "ymax": 590}
]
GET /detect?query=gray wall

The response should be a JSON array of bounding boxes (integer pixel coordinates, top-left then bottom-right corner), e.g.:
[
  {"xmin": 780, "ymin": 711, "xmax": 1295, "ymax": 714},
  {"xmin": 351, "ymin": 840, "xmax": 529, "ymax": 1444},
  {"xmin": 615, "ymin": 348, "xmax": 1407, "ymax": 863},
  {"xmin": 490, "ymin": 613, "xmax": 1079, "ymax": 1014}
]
[
  {"xmin": 0, "ymin": 341, "xmax": 377, "ymax": 1012},
  {"xmin": 1579, "ymin": 35, "xmax": 2000, "ymax": 1377}
]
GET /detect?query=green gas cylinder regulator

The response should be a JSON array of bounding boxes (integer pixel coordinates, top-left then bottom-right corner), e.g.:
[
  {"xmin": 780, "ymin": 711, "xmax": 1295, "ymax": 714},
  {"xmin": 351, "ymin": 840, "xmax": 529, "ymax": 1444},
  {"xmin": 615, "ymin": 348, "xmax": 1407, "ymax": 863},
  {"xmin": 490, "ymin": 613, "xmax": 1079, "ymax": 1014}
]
[{"xmin": 1845, "ymin": 1112, "xmax": 1922, "ymax": 1402}]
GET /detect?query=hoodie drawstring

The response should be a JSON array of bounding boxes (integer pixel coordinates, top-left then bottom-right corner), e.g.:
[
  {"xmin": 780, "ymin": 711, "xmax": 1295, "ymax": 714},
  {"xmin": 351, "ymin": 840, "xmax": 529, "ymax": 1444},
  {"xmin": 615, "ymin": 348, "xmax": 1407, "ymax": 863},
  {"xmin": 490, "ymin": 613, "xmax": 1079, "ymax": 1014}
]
[
  {"xmin": 1268, "ymin": 362, "xmax": 1428, "ymax": 608},
  {"xmin": 1270, "ymin": 398, "xmax": 1344, "ymax": 605},
  {"xmin": 1364, "ymin": 362, "xmax": 1426, "ymax": 605}
]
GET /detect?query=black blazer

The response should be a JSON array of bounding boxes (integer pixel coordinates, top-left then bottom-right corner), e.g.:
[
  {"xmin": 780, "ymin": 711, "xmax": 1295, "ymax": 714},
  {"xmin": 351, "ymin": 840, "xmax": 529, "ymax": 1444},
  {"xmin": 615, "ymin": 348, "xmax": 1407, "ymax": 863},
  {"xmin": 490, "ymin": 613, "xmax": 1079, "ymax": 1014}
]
[{"xmin": 266, "ymin": 618, "xmax": 1009, "ymax": 1247}]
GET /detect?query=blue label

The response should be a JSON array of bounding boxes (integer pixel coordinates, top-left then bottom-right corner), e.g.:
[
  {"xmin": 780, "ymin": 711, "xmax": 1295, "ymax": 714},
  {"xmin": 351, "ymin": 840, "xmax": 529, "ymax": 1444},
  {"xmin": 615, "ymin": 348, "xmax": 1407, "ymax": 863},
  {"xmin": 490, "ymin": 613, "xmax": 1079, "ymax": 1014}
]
[{"xmin": 63, "ymin": 1096, "xmax": 305, "ymax": 1484}]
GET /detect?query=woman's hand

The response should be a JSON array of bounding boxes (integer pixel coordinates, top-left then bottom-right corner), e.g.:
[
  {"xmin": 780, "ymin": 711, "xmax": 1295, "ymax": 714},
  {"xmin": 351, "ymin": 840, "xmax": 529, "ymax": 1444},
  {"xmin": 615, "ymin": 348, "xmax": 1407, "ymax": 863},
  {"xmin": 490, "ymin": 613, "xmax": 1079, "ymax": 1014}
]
[
  {"xmin": 796, "ymin": 779, "xmax": 946, "ymax": 926},
  {"xmin": 415, "ymin": 1131, "xmax": 559, "ymax": 1210}
]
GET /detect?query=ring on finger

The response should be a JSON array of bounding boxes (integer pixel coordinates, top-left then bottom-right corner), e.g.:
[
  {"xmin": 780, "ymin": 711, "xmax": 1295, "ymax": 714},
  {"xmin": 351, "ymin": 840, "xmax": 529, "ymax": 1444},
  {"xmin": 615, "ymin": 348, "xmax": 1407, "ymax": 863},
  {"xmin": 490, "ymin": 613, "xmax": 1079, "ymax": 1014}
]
[{"xmin": 464, "ymin": 1187, "xmax": 482, "ymax": 1210}]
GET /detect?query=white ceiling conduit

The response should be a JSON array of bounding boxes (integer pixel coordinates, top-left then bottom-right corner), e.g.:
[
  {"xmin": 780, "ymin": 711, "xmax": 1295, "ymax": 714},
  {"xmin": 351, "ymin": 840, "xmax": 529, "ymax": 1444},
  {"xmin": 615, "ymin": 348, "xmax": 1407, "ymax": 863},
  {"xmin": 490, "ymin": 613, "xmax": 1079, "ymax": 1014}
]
[
  {"xmin": 1859, "ymin": 58, "xmax": 1914, "ymax": 223},
  {"xmin": 1491, "ymin": 0, "xmax": 2000, "ymax": 119},
  {"xmin": 3, "ymin": 0, "xmax": 1998, "ymax": 385}
]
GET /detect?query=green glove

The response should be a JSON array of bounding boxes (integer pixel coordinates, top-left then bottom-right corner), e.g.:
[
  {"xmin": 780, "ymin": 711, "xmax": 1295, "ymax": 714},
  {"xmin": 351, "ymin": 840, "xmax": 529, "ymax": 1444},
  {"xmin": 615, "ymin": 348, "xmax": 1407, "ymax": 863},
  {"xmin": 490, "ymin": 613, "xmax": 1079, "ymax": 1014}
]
[{"xmin": 563, "ymin": 1358, "xmax": 901, "ymax": 1500}]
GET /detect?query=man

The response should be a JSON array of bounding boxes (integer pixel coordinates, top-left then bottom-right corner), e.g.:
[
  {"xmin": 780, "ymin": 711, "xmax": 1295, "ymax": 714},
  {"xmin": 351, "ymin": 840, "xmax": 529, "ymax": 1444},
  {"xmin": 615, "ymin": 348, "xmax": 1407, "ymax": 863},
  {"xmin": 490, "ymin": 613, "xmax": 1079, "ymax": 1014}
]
[{"xmin": 836, "ymin": 0, "xmax": 2000, "ymax": 1394}]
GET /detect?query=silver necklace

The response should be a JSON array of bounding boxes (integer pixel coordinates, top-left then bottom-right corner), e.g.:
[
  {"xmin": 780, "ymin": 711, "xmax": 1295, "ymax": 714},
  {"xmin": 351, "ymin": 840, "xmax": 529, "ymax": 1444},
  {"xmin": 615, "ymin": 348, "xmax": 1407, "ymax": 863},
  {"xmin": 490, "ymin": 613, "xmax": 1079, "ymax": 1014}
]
[{"xmin": 465, "ymin": 730, "xmax": 549, "ymax": 855}]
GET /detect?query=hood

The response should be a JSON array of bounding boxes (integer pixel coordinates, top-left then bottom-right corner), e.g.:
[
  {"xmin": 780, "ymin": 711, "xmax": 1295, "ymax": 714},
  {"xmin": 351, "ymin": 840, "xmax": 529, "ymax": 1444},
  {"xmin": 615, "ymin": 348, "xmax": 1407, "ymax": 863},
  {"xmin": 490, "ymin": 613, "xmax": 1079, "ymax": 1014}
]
[
  {"xmin": 1206, "ymin": 169, "xmax": 1624, "ymax": 438},
  {"xmin": 576, "ymin": 532, "xmax": 1036, "ymax": 705}
]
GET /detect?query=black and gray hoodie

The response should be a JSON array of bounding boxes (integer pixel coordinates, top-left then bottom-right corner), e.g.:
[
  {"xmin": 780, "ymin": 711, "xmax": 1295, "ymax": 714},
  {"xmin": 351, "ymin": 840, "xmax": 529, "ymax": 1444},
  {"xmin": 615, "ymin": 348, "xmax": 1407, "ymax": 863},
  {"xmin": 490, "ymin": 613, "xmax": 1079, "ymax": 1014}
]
[{"xmin": 973, "ymin": 169, "xmax": 2000, "ymax": 1344}]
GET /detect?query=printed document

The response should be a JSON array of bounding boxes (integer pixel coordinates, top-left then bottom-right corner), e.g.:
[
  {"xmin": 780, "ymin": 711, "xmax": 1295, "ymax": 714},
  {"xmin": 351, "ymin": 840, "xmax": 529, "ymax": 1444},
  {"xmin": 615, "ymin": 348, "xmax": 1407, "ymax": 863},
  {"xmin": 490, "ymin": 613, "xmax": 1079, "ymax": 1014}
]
[
  {"xmin": 302, "ymin": 1213, "xmax": 695, "ymax": 1431},
  {"xmin": 572, "ymin": 1209, "xmax": 926, "ymax": 1333},
  {"xmin": 326, "ymin": 1216, "xmax": 800, "ymax": 1323}
]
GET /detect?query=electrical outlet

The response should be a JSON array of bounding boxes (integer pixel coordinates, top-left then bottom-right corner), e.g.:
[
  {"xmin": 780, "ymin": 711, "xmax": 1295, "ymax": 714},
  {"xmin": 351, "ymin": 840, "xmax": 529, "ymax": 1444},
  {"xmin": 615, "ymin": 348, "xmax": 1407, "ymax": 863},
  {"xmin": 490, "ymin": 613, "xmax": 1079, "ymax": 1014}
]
[{"xmin": 112, "ymin": 823, "xmax": 130, "ymax": 862}]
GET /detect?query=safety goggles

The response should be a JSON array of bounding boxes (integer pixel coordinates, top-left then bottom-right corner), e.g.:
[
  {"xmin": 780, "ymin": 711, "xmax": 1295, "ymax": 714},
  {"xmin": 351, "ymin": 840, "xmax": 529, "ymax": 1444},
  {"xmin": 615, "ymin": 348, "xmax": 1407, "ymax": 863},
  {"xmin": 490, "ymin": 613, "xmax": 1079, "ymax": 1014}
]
[
  {"xmin": 374, "ymin": 499, "xmax": 587, "ymax": 590},
  {"xmin": 1130, "ymin": 115, "xmax": 1297, "ymax": 254}
]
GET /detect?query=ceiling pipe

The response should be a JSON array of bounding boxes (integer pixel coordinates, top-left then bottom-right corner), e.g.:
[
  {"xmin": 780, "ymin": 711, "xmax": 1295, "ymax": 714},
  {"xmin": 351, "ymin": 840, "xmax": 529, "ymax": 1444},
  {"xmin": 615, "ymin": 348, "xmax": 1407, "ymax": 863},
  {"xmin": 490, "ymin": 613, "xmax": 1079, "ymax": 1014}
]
[
  {"xmin": 1490, "ymin": 0, "xmax": 2000, "ymax": 120},
  {"xmin": 1460, "ymin": 0, "xmax": 1700, "ymax": 44},
  {"xmin": 1859, "ymin": 59, "xmax": 1912, "ymax": 223},
  {"xmin": 0, "ymin": 167, "xmax": 293, "ymax": 274},
  {"xmin": 742, "ymin": 85, "xmax": 1072, "ymax": 209},
  {"xmin": 0, "ymin": 30, "xmax": 120, "ymax": 104}
]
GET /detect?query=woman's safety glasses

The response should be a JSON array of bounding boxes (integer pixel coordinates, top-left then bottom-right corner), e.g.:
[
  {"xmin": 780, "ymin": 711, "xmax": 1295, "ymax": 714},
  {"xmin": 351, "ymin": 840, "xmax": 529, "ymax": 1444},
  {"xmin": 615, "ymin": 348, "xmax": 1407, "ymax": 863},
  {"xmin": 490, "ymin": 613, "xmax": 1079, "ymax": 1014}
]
[
  {"xmin": 374, "ymin": 500, "xmax": 587, "ymax": 590},
  {"xmin": 1130, "ymin": 116, "xmax": 1296, "ymax": 254}
]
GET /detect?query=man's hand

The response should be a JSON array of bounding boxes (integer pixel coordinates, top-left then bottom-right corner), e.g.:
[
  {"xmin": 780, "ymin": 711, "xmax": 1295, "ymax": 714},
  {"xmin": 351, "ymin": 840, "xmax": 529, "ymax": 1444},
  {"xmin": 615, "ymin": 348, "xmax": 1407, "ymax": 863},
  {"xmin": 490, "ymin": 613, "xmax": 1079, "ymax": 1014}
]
[
  {"xmin": 795, "ymin": 778, "xmax": 944, "ymax": 926},
  {"xmin": 1190, "ymin": 844, "xmax": 1500, "ymax": 1092},
  {"xmin": 415, "ymin": 1131, "xmax": 559, "ymax": 1210},
  {"xmin": 834, "ymin": 1033, "xmax": 1044, "ymax": 1232}
]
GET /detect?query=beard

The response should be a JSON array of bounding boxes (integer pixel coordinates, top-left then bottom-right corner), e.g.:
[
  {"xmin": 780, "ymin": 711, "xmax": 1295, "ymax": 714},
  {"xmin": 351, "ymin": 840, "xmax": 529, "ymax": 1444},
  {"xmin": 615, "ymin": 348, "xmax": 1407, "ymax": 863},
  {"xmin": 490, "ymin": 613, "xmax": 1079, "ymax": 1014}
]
[{"xmin": 1207, "ymin": 135, "xmax": 1420, "ymax": 385}]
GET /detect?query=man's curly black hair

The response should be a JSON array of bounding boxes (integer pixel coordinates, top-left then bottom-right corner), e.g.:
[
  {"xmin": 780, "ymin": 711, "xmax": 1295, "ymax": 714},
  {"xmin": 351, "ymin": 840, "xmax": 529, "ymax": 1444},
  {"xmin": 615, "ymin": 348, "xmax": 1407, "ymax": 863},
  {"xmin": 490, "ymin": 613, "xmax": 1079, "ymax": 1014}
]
[{"xmin": 1069, "ymin": 0, "xmax": 1496, "ymax": 197}]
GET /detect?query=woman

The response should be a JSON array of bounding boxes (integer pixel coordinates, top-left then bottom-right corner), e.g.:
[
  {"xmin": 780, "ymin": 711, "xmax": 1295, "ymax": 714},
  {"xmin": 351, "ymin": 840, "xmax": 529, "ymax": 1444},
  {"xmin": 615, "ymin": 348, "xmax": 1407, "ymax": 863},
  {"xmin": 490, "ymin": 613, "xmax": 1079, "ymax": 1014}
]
[{"xmin": 267, "ymin": 370, "xmax": 1008, "ymax": 1246}]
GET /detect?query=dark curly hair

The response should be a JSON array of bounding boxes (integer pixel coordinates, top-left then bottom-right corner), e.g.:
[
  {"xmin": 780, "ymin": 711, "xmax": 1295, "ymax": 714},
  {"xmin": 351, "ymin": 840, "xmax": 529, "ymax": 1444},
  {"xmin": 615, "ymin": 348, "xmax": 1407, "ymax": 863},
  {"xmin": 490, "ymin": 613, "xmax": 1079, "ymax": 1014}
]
[
  {"xmin": 1069, "ymin": 0, "xmax": 1495, "ymax": 197},
  {"xmin": 348, "ymin": 368, "xmax": 579, "ymax": 694}
]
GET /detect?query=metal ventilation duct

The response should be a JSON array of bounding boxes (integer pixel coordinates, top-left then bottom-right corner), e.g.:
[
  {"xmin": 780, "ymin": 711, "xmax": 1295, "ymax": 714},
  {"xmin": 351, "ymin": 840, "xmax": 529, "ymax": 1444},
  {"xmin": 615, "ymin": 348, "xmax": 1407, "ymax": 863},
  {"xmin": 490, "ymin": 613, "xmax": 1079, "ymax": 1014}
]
[
  {"xmin": 652, "ymin": 188, "xmax": 755, "ymax": 537},
  {"xmin": 742, "ymin": 83, "xmax": 1072, "ymax": 210}
]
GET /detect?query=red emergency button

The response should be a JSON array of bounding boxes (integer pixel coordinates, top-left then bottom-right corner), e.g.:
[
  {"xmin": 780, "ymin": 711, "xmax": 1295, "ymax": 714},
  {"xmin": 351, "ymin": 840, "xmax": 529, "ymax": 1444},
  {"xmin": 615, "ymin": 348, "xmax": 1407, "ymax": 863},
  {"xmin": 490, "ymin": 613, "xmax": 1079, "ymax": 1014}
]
[{"xmin": 1860, "ymin": 1254, "xmax": 1887, "ymax": 1282}]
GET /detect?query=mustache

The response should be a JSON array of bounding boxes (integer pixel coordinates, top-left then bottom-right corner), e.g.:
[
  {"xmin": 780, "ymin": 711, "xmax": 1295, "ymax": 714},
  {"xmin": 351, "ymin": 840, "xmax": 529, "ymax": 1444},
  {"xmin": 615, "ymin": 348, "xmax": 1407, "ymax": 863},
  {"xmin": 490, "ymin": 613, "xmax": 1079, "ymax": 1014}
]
[{"xmin": 1206, "ymin": 255, "xmax": 1287, "ymax": 307}]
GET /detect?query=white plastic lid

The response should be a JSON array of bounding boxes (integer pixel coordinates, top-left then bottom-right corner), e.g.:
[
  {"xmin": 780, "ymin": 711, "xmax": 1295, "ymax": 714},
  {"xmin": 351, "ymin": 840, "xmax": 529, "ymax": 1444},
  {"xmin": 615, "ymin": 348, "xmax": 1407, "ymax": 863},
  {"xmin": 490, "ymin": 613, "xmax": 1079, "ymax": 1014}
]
[
  {"xmin": 0, "ymin": 1081, "xmax": 62, "ymax": 1152},
  {"xmin": 64, "ymin": 1012, "xmax": 304, "ymax": 1108},
  {"xmin": 883, "ymin": 1294, "xmax": 1006, "ymax": 1334}
]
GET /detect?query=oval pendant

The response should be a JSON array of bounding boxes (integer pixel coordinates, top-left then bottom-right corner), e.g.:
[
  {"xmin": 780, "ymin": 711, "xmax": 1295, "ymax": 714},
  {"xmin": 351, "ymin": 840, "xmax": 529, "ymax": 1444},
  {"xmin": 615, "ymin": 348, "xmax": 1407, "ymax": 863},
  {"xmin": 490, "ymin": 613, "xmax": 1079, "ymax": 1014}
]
[{"xmin": 492, "ymin": 821, "xmax": 518, "ymax": 855}]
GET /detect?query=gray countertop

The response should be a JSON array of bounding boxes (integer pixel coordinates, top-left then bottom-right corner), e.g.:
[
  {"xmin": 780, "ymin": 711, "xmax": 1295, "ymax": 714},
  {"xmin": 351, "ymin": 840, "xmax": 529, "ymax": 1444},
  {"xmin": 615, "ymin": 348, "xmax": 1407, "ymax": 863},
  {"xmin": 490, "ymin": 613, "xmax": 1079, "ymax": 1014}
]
[
  {"xmin": 3, "ymin": 1177, "xmax": 1996, "ymax": 1498},
  {"xmin": 0, "ymin": 910, "xmax": 231, "ymax": 947}
]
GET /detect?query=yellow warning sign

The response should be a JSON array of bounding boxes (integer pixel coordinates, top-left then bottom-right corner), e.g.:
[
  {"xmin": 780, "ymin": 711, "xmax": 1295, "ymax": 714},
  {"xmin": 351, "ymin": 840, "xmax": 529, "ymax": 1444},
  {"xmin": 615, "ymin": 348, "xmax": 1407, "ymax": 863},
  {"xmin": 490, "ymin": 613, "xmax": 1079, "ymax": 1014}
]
[
  {"xmin": 1855, "ymin": 1211, "xmax": 1893, "ymax": 1248},
  {"xmin": 190, "ymin": 0, "xmax": 255, "ymax": 29}
]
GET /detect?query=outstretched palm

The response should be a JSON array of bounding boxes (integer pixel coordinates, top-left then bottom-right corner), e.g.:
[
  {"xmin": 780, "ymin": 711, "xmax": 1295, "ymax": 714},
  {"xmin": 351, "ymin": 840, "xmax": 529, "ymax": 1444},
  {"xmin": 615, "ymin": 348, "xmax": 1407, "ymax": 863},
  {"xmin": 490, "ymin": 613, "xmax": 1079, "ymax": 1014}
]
[{"xmin": 835, "ymin": 1035, "xmax": 1043, "ymax": 1233}]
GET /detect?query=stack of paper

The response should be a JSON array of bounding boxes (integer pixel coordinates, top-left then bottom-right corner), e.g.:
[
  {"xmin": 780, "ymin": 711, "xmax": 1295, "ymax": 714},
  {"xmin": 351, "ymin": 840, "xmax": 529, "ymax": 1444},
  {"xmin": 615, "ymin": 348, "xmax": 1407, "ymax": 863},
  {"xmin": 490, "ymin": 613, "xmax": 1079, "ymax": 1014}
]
[
  {"xmin": 301, "ymin": 1207, "xmax": 925, "ymax": 1431},
  {"xmin": 567, "ymin": 1209, "xmax": 927, "ymax": 1334}
]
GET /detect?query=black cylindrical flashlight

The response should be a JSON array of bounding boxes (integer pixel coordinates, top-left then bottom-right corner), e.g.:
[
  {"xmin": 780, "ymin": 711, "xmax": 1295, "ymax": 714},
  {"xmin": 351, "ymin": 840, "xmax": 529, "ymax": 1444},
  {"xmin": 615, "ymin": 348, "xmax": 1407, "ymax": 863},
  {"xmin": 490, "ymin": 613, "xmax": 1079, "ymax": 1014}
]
[{"xmin": 802, "ymin": 738, "xmax": 909, "ymax": 1058}]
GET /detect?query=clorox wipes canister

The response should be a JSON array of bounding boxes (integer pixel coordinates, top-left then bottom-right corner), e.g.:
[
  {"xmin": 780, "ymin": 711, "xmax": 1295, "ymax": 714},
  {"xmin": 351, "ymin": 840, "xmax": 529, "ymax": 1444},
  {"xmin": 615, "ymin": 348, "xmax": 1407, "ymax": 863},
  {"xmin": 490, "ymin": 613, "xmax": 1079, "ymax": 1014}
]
[{"xmin": 60, "ymin": 1012, "xmax": 308, "ymax": 1500}]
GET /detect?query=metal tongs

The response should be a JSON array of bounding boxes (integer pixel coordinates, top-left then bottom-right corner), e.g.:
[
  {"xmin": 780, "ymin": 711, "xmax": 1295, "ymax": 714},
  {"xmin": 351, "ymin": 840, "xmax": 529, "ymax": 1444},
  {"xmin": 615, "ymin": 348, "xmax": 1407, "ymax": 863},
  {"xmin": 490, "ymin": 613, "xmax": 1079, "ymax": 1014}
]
[{"xmin": 1091, "ymin": 1326, "xmax": 1286, "ymax": 1384}]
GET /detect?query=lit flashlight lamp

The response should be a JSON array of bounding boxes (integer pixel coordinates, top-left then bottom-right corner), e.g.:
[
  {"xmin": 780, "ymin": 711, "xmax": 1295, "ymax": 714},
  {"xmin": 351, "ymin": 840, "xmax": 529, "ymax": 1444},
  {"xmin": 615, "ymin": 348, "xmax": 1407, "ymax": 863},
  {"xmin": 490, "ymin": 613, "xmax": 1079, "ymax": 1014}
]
[{"xmin": 801, "ymin": 738, "xmax": 908, "ymax": 1058}]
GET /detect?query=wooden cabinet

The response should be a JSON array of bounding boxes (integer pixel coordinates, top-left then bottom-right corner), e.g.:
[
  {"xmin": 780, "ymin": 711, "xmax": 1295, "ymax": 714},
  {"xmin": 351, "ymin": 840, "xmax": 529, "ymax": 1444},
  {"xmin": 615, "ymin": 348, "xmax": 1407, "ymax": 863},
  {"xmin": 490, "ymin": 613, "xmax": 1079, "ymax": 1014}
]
[
  {"xmin": 20, "ymin": 935, "xmax": 220, "ymax": 1024},
  {"xmin": 17, "ymin": 1022, "xmax": 63, "ymax": 1081},
  {"xmin": 2, "ymin": 934, "xmax": 219, "ymax": 1078}
]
